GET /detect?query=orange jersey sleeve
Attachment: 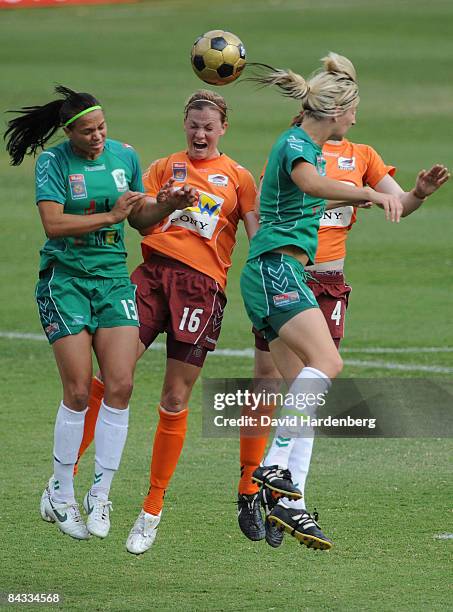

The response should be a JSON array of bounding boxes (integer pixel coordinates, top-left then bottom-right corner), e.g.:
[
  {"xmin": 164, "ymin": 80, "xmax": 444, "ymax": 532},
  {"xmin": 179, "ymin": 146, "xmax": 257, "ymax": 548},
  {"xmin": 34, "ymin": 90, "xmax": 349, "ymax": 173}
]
[
  {"xmin": 140, "ymin": 151, "xmax": 257, "ymax": 289},
  {"xmin": 315, "ymin": 140, "xmax": 396, "ymax": 263}
]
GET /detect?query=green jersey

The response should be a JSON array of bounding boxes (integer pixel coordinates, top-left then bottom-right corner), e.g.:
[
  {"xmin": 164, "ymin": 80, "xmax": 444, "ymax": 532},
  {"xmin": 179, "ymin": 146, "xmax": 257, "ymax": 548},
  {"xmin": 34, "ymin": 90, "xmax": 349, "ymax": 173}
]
[
  {"xmin": 35, "ymin": 138, "xmax": 144, "ymax": 278},
  {"xmin": 248, "ymin": 126, "xmax": 326, "ymax": 265}
]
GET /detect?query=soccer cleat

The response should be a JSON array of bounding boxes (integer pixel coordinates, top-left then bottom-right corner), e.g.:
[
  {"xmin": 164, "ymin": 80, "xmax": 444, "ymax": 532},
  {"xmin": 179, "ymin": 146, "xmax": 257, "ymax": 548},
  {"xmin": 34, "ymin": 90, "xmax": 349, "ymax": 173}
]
[
  {"xmin": 260, "ymin": 487, "xmax": 285, "ymax": 548},
  {"xmin": 268, "ymin": 502, "xmax": 333, "ymax": 550},
  {"xmin": 41, "ymin": 494, "xmax": 90, "ymax": 540},
  {"xmin": 126, "ymin": 509, "xmax": 161, "ymax": 555},
  {"xmin": 83, "ymin": 489, "xmax": 112, "ymax": 539},
  {"xmin": 252, "ymin": 465, "xmax": 302, "ymax": 499},
  {"xmin": 40, "ymin": 477, "xmax": 55, "ymax": 523},
  {"xmin": 237, "ymin": 493, "xmax": 265, "ymax": 541}
]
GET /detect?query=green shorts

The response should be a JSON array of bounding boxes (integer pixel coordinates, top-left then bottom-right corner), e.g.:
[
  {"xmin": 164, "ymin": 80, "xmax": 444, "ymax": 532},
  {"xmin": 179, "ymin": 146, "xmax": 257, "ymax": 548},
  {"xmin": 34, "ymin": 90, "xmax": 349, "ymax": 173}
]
[
  {"xmin": 240, "ymin": 252, "xmax": 318, "ymax": 343},
  {"xmin": 35, "ymin": 268, "xmax": 139, "ymax": 344}
]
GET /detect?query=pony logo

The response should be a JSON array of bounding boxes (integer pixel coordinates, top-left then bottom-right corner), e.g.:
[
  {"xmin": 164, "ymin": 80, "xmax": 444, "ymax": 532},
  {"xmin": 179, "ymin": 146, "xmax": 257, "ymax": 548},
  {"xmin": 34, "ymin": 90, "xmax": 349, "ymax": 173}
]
[{"xmin": 163, "ymin": 190, "xmax": 223, "ymax": 239}]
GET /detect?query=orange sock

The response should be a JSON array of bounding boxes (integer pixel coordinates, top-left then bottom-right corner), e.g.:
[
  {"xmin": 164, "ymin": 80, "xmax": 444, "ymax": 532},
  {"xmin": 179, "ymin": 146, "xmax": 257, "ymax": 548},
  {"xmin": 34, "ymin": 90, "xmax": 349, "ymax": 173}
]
[
  {"xmin": 73, "ymin": 377, "xmax": 104, "ymax": 476},
  {"xmin": 143, "ymin": 406, "xmax": 188, "ymax": 516},
  {"xmin": 238, "ymin": 403, "xmax": 275, "ymax": 495}
]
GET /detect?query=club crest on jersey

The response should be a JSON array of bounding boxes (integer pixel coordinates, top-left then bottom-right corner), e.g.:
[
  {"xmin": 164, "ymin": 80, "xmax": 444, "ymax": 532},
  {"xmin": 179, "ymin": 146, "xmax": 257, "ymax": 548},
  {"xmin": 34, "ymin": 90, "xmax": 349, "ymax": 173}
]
[
  {"xmin": 273, "ymin": 291, "xmax": 300, "ymax": 307},
  {"xmin": 172, "ymin": 162, "xmax": 187, "ymax": 181},
  {"xmin": 208, "ymin": 174, "xmax": 229, "ymax": 187},
  {"xmin": 338, "ymin": 156, "xmax": 356, "ymax": 170},
  {"xmin": 111, "ymin": 169, "xmax": 128, "ymax": 192},
  {"xmin": 69, "ymin": 174, "xmax": 87, "ymax": 199}
]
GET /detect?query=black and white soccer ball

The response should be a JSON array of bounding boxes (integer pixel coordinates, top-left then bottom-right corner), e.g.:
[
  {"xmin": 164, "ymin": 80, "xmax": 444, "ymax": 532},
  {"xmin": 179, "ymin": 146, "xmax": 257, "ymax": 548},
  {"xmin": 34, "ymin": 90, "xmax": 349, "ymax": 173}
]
[{"xmin": 191, "ymin": 30, "xmax": 246, "ymax": 86}]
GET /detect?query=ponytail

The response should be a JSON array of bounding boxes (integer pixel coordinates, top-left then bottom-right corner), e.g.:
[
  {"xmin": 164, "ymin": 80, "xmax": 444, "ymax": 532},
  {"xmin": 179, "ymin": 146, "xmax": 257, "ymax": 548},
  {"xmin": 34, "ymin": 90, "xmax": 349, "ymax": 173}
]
[
  {"xmin": 4, "ymin": 85, "xmax": 101, "ymax": 165},
  {"xmin": 247, "ymin": 52, "xmax": 359, "ymax": 120}
]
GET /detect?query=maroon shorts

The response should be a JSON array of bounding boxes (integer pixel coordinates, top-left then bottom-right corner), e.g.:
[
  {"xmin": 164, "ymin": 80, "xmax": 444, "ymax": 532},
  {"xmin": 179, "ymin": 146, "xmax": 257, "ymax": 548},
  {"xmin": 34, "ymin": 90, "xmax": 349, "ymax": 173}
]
[
  {"xmin": 131, "ymin": 255, "xmax": 227, "ymax": 367},
  {"xmin": 253, "ymin": 271, "xmax": 351, "ymax": 352}
]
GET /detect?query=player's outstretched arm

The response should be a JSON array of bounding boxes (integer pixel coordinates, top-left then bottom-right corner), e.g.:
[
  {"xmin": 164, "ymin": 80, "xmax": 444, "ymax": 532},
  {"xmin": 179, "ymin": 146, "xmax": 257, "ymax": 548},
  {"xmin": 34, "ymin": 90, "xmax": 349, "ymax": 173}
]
[
  {"xmin": 374, "ymin": 164, "xmax": 450, "ymax": 217},
  {"xmin": 291, "ymin": 161, "xmax": 403, "ymax": 222},
  {"xmin": 39, "ymin": 191, "xmax": 143, "ymax": 239},
  {"xmin": 128, "ymin": 179, "xmax": 198, "ymax": 232}
]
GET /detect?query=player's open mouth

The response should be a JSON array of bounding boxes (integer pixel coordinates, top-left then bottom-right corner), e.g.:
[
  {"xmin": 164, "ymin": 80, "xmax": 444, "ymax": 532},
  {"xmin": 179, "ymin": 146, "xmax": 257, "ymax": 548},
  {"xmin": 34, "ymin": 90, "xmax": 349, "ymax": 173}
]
[{"xmin": 193, "ymin": 142, "xmax": 207, "ymax": 150}]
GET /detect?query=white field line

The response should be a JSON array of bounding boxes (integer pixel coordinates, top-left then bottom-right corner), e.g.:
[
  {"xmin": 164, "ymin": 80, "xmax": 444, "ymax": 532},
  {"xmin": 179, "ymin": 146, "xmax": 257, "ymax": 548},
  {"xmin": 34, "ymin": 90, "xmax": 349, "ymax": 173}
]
[
  {"xmin": 433, "ymin": 533, "xmax": 453, "ymax": 540},
  {"xmin": 1, "ymin": 331, "xmax": 452, "ymax": 374}
]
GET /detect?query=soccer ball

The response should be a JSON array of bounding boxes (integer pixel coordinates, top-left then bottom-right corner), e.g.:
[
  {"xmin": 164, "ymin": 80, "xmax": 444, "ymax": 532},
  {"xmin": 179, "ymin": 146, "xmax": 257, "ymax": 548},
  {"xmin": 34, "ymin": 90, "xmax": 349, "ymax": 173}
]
[{"xmin": 191, "ymin": 30, "xmax": 246, "ymax": 86}]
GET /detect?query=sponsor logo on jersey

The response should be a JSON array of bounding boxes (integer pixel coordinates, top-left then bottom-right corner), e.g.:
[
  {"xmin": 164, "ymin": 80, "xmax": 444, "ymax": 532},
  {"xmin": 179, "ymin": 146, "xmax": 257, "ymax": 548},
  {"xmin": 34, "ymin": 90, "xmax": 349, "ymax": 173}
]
[
  {"xmin": 69, "ymin": 174, "xmax": 87, "ymax": 199},
  {"xmin": 84, "ymin": 164, "xmax": 106, "ymax": 172},
  {"xmin": 162, "ymin": 190, "xmax": 223, "ymax": 239},
  {"xmin": 338, "ymin": 156, "xmax": 355, "ymax": 170},
  {"xmin": 172, "ymin": 162, "xmax": 187, "ymax": 181},
  {"xmin": 323, "ymin": 151, "xmax": 339, "ymax": 158},
  {"xmin": 273, "ymin": 291, "xmax": 300, "ymax": 307},
  {"xmin": 123, "ymin": 143, "xmax": 134, "ymax": 149},
  {"xmin": 320, "ymin": 206, "xmax": 354, "ymax": 228},
  {"xmin": 208, "ymin": 174, "xmax": 229, "ymax": 187},
  {"xmin": 111, "ymin": 168, "xmax": 128, "ymax": 192}
]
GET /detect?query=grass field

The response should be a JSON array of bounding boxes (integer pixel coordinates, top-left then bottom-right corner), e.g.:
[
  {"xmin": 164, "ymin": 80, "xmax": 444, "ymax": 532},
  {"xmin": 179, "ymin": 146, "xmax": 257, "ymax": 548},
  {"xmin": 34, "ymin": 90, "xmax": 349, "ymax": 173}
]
[{"xmin": 0, "ymin": 0, "xmax": 452, "ymax": 610}]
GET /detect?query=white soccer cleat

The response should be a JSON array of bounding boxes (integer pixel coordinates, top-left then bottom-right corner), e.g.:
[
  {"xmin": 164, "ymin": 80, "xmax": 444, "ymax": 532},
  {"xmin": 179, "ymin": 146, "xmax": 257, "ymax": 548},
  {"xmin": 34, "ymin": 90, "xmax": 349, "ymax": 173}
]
[
  {"xmin": 83, "ymin": 489, "xmax": 112, "ymax": 538},
  {"xmin": 40, "ymin": 477, "xmax": 55, "ymax": 523},
  {"xmin": 42, "ymin": 493, "xmax": 90, "ymax": 540},
  {"xmin": 126, "ymin": 509, "xmax": 161, "ymax": 554}
]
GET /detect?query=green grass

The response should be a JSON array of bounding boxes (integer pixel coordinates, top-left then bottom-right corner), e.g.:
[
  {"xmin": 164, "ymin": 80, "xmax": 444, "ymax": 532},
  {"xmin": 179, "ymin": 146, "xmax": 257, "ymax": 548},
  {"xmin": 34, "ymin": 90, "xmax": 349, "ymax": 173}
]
[{"xmin": 0, "ymin": 0, "xmax": 452, "ymax": 610}]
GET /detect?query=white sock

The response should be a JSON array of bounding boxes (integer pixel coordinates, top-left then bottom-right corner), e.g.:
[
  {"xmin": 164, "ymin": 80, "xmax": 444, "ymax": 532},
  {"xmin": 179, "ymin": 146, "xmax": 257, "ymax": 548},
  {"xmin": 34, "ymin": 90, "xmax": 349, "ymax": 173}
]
[
  {"xmin": 263, "ymin": 436, "xmax": 296, "ymax": 468},
  {"xmin": 53, "ymin": 402, "xmax": 87, "ymax": 504},
  {"xmin": 285, "ymin": 436, "xmax": 314, "ymax": 510},
  {"xmin": 264, "ymin": 367, "xmax": 330, "ymax": 471},
  {"xmin": 92, "ymin": 401, "xmax": 129, "ymax": 499}
]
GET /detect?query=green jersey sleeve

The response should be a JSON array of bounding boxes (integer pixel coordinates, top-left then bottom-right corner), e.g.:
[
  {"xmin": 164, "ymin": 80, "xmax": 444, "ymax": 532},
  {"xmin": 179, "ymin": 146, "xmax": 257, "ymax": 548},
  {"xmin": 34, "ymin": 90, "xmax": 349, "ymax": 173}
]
[
  {"xmin": 281, "ymin": 133, "xmax": 318, "ymax": 176},
  {"xmin": 35, "ymin": 150, "xmax": 66, "ymax": 205},
  {"xmin": 128, "ymin": 147, "xmax": 145, "ymax": 192}
]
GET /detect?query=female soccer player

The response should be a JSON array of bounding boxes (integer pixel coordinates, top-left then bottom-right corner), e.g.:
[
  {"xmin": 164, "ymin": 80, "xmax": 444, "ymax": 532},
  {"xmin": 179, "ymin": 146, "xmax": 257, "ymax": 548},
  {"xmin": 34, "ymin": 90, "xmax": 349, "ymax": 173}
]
[
  {"xmin": 4, "ymin": 86, "xmax": 196, "ymax": 541},
  {"xmin": 248, "ymin": 126, "xmax": 450, "ymax": 548},
  {"xmin": 71, "ymin": 89, "xmax": 259, "ymax": 553},
  {"xmin": 239, "ymin": 52, "xmax": 408, "ymax": 550}
]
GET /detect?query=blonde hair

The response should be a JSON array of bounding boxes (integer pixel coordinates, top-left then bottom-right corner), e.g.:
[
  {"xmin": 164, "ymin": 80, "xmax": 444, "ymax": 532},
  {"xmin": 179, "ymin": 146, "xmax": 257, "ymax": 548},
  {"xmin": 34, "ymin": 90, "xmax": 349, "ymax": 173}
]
[
  {"xmin": 249, "ymin": 52, "xmax": 359, "ymax": 119},
  {"xmin": 184, "ymin": 89, "xmax": 228, "ymax": 122}
]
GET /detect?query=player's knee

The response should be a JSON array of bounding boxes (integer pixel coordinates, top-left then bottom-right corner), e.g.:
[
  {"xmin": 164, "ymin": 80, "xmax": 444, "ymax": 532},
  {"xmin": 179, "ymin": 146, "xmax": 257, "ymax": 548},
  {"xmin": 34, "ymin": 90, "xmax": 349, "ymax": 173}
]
[
  {"xmin": 105, "ymin": 376, "xmax": 134, "ymax": 405},
  {"xmin": 327, "ymin": 354, "xmax": 343, "ymax": 378},
  {"xmin": 66, "ymin": 385, "xmax": 90, "ymax": 411},
  {"xmin": 160, "ymin": 390, "xmax": 188, "ymax": 412}
]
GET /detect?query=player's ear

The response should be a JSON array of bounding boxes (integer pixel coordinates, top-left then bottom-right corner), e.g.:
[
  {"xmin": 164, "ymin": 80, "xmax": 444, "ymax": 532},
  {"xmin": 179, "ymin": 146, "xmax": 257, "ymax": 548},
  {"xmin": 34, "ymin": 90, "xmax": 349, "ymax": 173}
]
[{"xmin": 221, "ymin": 121, "xmax": 229, "ymax": 135}]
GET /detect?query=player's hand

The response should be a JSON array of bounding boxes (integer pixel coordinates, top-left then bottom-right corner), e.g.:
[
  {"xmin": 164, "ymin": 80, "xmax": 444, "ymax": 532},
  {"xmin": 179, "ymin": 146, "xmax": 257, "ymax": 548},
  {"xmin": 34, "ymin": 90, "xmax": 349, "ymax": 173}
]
[
  {"xmin": 413, "ymin": 164, "xmax": 450, "ymax": 198},
  {"xmin": 365, "ymin": 188, "xmax": 403, "ymax": 223},
  {"xmin": 110, "ymin": 191, "xmax": 143, "ymax": 223},
  {"xmin": 157, "ymin": 178, "xmax": 198, "ymax": 210}
]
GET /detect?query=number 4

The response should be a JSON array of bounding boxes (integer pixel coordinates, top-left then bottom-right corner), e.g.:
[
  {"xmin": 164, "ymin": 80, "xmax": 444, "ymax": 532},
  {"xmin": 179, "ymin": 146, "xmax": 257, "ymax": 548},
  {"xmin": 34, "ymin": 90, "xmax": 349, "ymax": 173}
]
[{"xmin": 331, "ymin": 300, "xmax": 342, "ymax": 326}]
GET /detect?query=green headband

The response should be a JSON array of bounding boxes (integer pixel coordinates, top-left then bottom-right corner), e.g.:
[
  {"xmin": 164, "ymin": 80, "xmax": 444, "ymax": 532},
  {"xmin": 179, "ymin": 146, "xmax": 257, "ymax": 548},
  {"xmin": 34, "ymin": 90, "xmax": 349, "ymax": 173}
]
[{"xmin": 63, "ymin": 105, "xmax": 102, "ymax": 127}]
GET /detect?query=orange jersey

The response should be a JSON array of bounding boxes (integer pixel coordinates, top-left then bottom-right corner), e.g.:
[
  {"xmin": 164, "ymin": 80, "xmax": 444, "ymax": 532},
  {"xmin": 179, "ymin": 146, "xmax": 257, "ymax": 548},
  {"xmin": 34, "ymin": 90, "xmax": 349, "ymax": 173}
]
[
  {"xmin": 140, "ymin": 151, "xmax": 257, "ymax": 289},
  {"xmin": 316, "ymin": 139, "xmax": 395, "ymax": 263}
]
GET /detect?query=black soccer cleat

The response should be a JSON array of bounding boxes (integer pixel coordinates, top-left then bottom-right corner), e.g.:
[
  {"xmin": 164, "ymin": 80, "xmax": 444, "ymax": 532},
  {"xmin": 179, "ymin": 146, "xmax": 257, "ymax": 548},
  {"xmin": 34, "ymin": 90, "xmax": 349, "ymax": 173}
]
[
  {"xmin": 237, "ymin": 493, "xmax": 265, "ymax": 541},
  {"xmin": 260, "ymin": 487, "xmax": 285, "ymax": 548},
  {"xmin": 252, "ymin": 465, "xmax": 302, "ymax": 500},
  {"xmin": 268, "ymin": 503, "xmax": 333, "ymax": 550}
]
